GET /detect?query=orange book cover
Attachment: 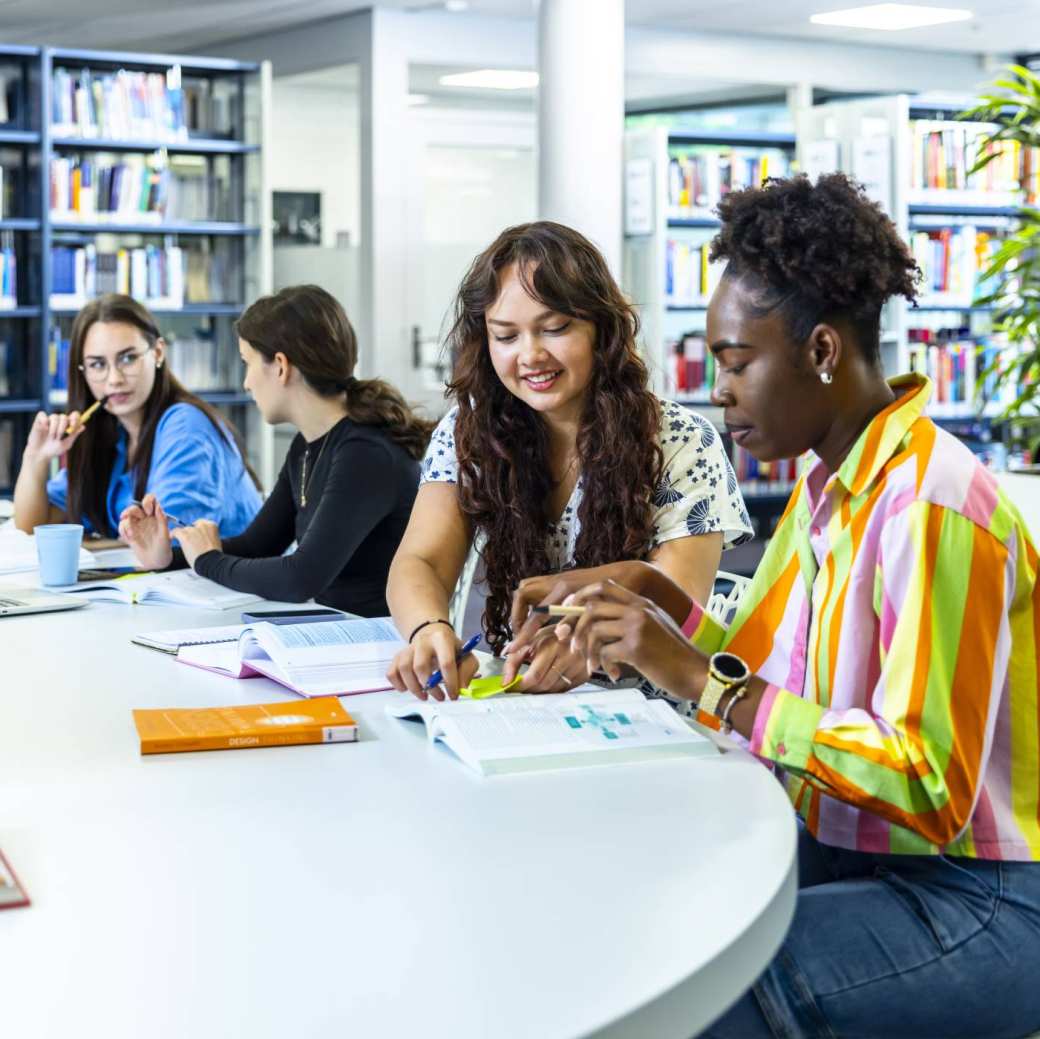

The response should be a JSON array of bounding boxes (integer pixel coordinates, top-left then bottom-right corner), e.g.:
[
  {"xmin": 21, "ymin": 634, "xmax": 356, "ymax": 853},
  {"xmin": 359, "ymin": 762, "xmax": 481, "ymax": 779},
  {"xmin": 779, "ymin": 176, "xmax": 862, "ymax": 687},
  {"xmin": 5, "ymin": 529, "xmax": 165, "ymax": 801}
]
[{"xmin": 132, "ymin": 698, "xmax": 358, "ymax": 755}]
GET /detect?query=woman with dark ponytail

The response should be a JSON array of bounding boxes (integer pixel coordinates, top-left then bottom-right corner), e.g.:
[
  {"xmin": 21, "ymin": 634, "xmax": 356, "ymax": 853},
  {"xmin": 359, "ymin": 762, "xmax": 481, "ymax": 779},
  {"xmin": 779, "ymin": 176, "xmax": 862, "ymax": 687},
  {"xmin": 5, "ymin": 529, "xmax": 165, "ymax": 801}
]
[{"xmin": 120, "ymin": 284, "xmax": 432, "ymax": 616}]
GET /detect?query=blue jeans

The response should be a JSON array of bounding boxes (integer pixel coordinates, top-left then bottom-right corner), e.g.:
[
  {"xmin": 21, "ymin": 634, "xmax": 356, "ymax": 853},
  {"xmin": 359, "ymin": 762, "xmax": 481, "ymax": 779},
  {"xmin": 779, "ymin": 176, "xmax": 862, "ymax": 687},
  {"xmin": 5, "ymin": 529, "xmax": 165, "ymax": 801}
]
[{"xmin": 701, "ymin": 823, "xmax": 1040, "ymax": 1039}]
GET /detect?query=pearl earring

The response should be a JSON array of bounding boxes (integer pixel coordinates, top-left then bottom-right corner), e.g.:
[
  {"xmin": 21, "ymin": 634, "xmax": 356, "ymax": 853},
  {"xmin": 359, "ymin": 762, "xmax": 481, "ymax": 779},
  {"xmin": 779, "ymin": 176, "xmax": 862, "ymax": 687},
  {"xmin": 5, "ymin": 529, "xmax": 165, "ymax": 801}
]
[{"xmin": 820, "ymin": 371, "xmax": 833, "ymax": 385}]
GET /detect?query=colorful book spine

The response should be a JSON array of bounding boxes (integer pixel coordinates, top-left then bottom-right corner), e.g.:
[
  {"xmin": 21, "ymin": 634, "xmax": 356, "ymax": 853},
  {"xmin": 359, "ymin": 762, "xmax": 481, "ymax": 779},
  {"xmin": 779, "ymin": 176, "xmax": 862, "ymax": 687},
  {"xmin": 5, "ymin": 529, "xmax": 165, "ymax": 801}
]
[
  {"xmin": 910, "ymin": 119, "xmax": 1039, "ymax": 197},
  {"xmin": 666, "ymin": 333, "xmax": 715, "ymax": 397},
  {"xmin": 665, "ymin": 239, "xmax": 723, "ymax": 304},
  {"xmin": 667, "ymin": 146, "xmax": 789, "ymax": 216},
  {"xmin": 52, "ymin": 65, "xmax": 189, "ymax": 142},
  {"xmin": 49, "ymin": 243, "xmax": 185, "ymax": 309}
]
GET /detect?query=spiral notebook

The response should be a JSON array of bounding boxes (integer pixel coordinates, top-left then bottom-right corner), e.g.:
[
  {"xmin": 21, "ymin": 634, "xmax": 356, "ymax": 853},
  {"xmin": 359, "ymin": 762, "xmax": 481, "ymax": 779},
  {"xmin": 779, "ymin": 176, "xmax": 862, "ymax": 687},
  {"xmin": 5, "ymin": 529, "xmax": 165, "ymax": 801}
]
[{"xmin": 132, "ymin": 623, "xmax": 246, "ymax": 654}]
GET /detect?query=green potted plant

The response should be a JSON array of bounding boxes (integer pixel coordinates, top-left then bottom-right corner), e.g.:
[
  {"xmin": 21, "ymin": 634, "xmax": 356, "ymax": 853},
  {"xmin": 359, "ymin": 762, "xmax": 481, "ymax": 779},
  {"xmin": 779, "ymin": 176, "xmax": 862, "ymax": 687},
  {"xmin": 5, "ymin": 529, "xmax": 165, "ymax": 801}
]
[{"xmin": 961, "ymin": 66, "xmax": 1040, "ymax": 425}]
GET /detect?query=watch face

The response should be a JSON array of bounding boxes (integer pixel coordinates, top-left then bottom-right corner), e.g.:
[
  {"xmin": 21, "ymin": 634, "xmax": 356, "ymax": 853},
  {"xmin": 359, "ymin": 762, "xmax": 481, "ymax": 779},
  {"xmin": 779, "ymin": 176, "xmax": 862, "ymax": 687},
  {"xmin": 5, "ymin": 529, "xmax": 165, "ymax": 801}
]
[{"xmin": 713, "ymin": 652, "xmax": 749, "ymax": 681}]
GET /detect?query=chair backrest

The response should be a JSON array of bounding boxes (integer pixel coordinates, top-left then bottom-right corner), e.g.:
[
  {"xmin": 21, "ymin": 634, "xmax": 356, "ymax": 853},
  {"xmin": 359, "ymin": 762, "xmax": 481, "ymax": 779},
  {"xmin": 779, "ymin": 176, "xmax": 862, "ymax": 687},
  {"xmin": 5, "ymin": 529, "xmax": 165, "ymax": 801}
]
[
  {"xmin": 707, "ymin": 569, "xmax": 751, "ymax": 624},
  {"xmin": 448, "ymin": 535, "xmax": 485, "ymax": 631}
]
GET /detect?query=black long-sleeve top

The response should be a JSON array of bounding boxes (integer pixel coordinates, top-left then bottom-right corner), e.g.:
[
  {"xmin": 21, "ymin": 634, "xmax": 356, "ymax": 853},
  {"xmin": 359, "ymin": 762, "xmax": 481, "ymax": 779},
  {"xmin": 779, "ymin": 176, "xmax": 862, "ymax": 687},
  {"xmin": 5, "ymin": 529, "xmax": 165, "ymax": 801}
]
[{"xmin": 178, "ymin": 417, "xmax": 419, "ymax": 616}]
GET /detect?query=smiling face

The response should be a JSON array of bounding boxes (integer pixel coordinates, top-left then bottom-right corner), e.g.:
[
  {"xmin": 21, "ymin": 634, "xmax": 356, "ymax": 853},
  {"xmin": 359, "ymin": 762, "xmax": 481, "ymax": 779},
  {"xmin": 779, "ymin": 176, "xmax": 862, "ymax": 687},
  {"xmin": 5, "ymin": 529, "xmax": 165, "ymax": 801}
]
[
  {"xmin": 707, "ymin": 275, "xmax": 833, "ymax": 462},
  {"xmin": 485, "ymin": 263, "xmax": 596, "ymax": 426},
  {"xmin": 80, "ymin": 321, "xmax": 163, "ymax": 422}
]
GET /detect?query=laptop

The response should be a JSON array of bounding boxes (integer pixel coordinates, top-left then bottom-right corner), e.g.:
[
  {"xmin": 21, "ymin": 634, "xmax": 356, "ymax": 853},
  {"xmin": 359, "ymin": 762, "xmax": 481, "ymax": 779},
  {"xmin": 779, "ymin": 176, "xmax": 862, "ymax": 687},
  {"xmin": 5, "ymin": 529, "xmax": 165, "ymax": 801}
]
[{"xmin": 0, "ymin": 588, "xmax": 87, "ymax": 617}]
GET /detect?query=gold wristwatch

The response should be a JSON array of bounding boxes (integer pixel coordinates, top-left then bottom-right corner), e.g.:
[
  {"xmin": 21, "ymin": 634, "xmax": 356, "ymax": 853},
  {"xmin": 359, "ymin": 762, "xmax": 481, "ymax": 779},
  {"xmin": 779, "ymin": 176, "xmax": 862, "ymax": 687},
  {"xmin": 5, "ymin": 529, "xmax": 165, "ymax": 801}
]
[{"xmin": 698, "ymin": 651, "xmax": 751, "ymax": 719}]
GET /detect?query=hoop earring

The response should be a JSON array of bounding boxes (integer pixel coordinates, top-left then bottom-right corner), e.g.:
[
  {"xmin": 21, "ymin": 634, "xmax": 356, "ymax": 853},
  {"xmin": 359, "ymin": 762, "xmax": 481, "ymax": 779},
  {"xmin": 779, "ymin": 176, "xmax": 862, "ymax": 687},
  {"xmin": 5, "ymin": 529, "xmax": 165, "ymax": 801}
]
[{"xmin": 820, "ymin": 371, "xmax": 833, "ymax": 385}]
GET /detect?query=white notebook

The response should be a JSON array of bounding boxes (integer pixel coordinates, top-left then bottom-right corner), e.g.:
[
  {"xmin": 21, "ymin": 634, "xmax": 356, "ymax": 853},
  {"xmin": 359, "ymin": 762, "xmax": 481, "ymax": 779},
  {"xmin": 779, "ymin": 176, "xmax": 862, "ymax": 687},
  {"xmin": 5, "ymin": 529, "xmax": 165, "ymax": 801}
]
[
  {"xmin": 387, "ymin": 688, "xmax": 716, "ymax": 776},
  {"xmin": 177, "ymin": 616, "xmax": 405, "ymax": 697},
  {"xmin": 132, "ymin": 623, "xmax": 246, "ymax": 654},
  {"xmin": 58, "ymin": 570, "xmax": 261, "ymax": 610}
]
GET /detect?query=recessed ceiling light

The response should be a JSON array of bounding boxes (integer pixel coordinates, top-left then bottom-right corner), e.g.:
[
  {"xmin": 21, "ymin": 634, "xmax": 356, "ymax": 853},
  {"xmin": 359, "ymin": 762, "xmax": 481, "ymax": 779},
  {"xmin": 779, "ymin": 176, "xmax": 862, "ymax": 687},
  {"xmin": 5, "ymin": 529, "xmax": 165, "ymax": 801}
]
[
  {"xmin": 810, "ymin": 4, "xmax": 972, "ymax": 30},
  {"xmin": 444, "ymin": 0, "xmax": 469, "ymax": 10},
  {"xmin": 407, "ymin": 93, "xmax": 431, "ymax": 106},
  {"xmin": 438, "ymin": 69, "xmax": 540, "ymax": 90}
]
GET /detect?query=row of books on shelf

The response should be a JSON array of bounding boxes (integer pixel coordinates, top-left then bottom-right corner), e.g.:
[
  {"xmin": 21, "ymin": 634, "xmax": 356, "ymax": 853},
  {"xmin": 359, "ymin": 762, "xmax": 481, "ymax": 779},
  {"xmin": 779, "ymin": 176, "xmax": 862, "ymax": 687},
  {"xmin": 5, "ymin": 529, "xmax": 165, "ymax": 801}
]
[
  {"xmin": 50, "ymin": 154, "xmax": 234, "ymax": 224},
  {"xmin": 48, "ymin": 327, "xmax": 235, "ymax": 393},
  {"xmin": 49, "ymin": 243, "xmax": 233, "ymax": 308},
  {"xmin": 50, "ymin": 65, "xmax": 240, "ymax": 142},
  {"xmin": 911, "ymin": 225, "xmax": 998, "ymax": 301},
  {"xmin": 667, "ymin": 147, "xmax": 790, "ymax": 217},
  {"xmin": 0, "ymin": 232, "xmax": 15, "ymax": 310},
  {"xmin": 909, "ymin": 120, "xmax": 1039, "ymax": 202},
  {"xmin": 906, "ymin": 329, "xmax": 1017, "ymax": 411},
  {"xmin": 164, "ymin": 334, "xmax": 238, "ymax": 392},
  {"xmin": 731, "ymin": 443, "xmax": 799, "ymax": 493},
  {"xmin": 666, "ymin": 332, "xmax": 713, "ymax": 397},
  {"xmin": 665, "ymin": 239, "xmax": 724, "ymax": 306},
  {"xmin": 51, "ymin": 243, "xmax": 184, "ymax": 310},
  {"xmin": 52, "ymin": 65, "xmax": 189, "ymax": 143}
]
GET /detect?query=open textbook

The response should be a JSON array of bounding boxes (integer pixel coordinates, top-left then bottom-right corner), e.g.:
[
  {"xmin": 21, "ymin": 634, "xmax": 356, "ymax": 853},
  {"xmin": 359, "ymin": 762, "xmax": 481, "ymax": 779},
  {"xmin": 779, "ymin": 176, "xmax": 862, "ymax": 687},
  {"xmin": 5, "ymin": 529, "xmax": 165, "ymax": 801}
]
[
  {"xmin": 178, "ymin": 616, "xmax": 404, "ymax": 697},
  {"xmin": 387, "ymin": 687, "xmax": 716, "ymax": 776},
  {"xmin": 58, "ymin": 569, "xmax": 260, "ymax": 609}
]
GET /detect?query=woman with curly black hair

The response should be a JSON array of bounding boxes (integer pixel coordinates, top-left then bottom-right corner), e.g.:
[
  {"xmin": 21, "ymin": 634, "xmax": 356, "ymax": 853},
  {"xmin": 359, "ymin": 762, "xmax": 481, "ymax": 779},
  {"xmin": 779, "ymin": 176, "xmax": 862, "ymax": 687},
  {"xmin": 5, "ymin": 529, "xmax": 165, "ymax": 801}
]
[
  {"xmin": 386, "ymin": 220, "xmax": 752, "ymax": 698},
  {"xmin": 540, "ymin": 173, "xmax": 1040, "ymax": 1038}
]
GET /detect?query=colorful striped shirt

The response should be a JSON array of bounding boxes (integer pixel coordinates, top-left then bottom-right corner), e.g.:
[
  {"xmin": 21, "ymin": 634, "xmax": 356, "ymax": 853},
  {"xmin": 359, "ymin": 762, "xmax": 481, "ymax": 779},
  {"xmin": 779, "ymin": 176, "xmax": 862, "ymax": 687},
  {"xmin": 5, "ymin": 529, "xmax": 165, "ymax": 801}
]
[{"xmin": 685, "ymin": 374, "xmax": 1040, "ymax": 860}]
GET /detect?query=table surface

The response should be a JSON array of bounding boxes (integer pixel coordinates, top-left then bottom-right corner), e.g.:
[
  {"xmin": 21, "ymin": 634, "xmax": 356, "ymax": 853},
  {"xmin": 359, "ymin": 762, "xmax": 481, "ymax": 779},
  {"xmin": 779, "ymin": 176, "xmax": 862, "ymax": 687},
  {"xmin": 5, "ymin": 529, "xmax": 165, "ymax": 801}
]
[{"xmin": 0, "ymin": 589, "xmax": 796, "ymax": 1039}]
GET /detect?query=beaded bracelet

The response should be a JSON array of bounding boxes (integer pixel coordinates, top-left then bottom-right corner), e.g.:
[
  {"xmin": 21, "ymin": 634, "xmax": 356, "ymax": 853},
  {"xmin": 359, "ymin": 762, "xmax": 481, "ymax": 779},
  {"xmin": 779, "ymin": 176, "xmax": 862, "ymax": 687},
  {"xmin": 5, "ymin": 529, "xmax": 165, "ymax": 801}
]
[{"xmin": 408, "ymin": 618, "xmax": 453, "ymax": 644}]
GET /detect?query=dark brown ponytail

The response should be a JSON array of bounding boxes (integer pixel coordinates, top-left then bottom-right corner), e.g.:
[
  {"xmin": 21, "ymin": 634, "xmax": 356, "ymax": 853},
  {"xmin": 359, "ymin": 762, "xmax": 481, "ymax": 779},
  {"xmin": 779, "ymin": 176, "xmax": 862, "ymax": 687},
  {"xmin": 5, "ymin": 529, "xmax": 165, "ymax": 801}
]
[{"xmin": 236, "ymin": 285, "xmax": 434, "ymax": 459}]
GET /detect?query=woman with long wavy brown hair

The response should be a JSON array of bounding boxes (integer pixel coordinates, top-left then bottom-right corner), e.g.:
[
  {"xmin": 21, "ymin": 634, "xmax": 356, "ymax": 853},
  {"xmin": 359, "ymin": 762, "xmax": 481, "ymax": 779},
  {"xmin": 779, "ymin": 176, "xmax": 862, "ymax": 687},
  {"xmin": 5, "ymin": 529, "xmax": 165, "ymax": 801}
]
[{"xmin": 387, "ymin": 221, "xmax": 752, "ymax": 698}]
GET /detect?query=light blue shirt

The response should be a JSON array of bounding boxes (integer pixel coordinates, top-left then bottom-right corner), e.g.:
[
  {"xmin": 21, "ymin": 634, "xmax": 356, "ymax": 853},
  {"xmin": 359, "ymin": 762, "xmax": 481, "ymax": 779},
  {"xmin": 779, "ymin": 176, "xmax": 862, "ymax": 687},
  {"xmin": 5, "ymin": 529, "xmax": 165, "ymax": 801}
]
[{"xmin": 47, "ymin": 402, "xmax": 262, "ymax": 537}]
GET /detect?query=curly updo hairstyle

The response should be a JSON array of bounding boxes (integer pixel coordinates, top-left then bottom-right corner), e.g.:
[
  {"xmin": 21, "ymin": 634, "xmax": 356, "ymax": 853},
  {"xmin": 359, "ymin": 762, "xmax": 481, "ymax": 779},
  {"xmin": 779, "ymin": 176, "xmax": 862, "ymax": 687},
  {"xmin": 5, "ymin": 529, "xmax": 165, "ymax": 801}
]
[{"xmin": 709, "ymin": 172, "xmax": 920, "ymax": 362}]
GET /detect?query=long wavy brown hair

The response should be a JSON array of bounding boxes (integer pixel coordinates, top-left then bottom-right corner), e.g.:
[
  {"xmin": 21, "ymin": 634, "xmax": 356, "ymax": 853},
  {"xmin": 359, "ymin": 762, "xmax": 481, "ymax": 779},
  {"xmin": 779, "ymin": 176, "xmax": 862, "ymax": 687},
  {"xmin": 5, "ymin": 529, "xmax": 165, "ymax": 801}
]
[
  {"xmin": 65, "ymin": 294, "xmax": 259, "ymax": 536},
  {"xmin": 237, "ymin": 285, "xmax": 434, "ymax": 459},
  {"xmin": 448, "ymin": 221, "xmax": 664, "ymax": 651}
]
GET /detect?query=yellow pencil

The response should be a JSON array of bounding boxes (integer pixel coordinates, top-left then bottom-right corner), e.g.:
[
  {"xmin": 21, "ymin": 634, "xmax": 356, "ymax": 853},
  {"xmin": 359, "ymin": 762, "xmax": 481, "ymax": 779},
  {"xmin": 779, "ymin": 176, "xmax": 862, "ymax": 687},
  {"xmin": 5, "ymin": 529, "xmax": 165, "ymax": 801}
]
[
  {"xmin": 66, "ymin": 395, "xmax": 108, "ymax": 435},
  {"xmin": 531, "ymin": 604, "xmax": 587, "ymax": 617}
]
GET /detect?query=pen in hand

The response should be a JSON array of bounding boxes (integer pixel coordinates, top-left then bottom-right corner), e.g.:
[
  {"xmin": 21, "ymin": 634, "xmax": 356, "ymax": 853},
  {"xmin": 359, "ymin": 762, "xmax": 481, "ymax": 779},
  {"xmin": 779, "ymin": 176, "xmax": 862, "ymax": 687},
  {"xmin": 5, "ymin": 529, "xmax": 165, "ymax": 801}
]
[
  {"xmin": 65, "ymin": 395, "xmax": 110, "ymax": 435},
  {"xmin": 425, "ymin": 632, "xmax": 483, "ymax": 691},
  {"xmin": 129, "ymin": 498, "xmax": 186, "ymax": 528}
]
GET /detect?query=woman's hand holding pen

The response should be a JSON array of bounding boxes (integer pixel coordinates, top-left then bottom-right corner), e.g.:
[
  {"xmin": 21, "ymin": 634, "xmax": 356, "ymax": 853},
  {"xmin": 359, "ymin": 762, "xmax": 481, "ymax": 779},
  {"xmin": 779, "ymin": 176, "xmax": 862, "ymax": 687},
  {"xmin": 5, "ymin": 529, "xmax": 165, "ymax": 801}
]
[
  {"xmin": 172, "ymin": 519, "xmax": 222, "ymax": 569},
  {"xmin": 504, "ymin": 561, "xmax": 694, "ymax": 670},
  {"xmin": 118, "ymin": 493, "xmax": 174, "ymax": 570},
  {"xmin": 22, "ymin": 410, "xmax": 85, "ymax": 468},
  {"xmin": 387, "ymin": 625, "xmax": 479, "ymax": 702},
  {"xmin": 565, "ymin": 580, "xmax": 707, "ymax": 701}
]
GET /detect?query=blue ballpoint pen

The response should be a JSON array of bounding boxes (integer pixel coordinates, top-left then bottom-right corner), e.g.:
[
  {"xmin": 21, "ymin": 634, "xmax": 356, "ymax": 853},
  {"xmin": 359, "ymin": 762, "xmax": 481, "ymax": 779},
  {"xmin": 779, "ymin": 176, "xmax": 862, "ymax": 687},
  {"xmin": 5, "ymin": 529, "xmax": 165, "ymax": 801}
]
[{"xmin": 425, "ymin": 632, "xmax": 482, "ymax": 690}]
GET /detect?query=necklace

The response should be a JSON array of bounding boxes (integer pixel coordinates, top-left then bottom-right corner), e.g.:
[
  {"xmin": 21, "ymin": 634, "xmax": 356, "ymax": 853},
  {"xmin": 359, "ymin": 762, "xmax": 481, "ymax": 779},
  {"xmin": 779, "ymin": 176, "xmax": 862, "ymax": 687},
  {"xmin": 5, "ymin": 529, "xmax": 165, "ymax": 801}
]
[{"xmin": 299, "ymin": 433, "xmax": 330, "ymax": 508}]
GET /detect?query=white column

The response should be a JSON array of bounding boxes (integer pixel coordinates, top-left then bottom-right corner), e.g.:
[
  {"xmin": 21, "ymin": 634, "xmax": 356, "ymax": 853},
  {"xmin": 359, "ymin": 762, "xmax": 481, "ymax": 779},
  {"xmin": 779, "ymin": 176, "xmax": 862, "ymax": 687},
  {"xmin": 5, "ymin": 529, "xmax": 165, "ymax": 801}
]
[{"xmin": 538, "ymin": 0, "xmax": 625, "ymax": 276}]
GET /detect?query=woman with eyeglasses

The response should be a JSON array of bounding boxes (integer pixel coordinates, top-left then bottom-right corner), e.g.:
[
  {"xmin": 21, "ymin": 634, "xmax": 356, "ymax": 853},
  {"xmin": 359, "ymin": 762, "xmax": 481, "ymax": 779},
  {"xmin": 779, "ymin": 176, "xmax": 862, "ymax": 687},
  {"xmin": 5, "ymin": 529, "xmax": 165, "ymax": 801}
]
[{"xmin": 13, "ymin": 293, "xmax": 262, "ymax": 538}]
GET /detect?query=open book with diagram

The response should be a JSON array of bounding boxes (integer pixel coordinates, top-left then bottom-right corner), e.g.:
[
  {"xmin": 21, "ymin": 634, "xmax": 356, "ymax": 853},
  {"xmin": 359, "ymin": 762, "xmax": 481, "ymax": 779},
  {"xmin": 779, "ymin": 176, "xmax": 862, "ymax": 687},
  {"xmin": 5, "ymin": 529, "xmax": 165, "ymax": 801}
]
[{"xmin": 387, "ymin": 686, "xmax": 716, "ymax": 776}]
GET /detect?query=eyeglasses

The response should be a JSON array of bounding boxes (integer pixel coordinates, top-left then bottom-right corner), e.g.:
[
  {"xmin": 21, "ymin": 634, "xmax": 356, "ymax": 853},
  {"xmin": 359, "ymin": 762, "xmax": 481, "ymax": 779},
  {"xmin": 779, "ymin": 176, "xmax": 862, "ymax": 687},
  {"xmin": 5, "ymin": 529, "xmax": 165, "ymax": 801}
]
[{"xmin": 79, "ymin": 344, "xmax": 155, "ymax": 383}]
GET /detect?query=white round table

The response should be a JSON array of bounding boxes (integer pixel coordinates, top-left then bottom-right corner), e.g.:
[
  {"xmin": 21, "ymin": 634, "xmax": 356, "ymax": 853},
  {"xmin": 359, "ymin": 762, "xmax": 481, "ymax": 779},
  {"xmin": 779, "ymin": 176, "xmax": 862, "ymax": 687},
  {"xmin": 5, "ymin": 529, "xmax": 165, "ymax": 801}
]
[{"xmin": 0, "ymin": 597, "xmax": 796, "ymax": 1039}]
